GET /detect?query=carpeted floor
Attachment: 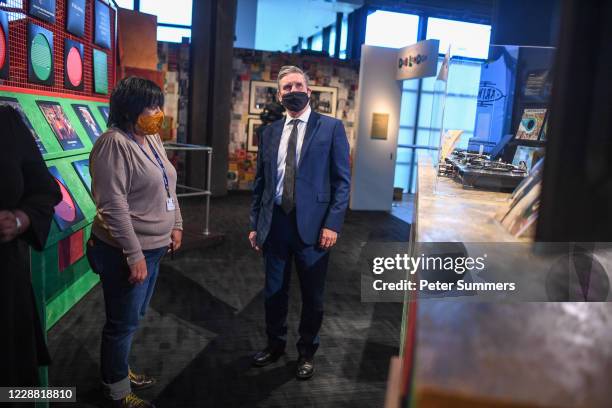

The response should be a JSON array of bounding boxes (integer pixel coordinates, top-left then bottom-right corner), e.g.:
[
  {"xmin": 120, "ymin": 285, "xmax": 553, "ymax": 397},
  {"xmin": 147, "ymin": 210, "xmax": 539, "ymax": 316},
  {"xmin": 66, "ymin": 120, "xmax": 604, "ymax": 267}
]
[{"xmin": 48, "ymin": 193, "xmax": 410, "ymax": 407}]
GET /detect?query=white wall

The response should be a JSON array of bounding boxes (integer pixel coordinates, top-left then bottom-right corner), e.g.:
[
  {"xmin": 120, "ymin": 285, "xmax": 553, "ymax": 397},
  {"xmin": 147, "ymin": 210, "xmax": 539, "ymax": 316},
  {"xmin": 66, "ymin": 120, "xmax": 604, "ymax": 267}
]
[{"xmin": 350, "ymin": 45, "xmax": 402, "ymax": 211}]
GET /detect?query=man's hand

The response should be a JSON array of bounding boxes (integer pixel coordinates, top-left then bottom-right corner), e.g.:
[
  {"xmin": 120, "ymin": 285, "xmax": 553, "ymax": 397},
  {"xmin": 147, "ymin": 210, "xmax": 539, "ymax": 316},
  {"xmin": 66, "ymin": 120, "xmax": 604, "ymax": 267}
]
[
  {"xmin": 319, "ymin": 228, "xmax": 338, "ymax": 250},
  {"xmin": 248, "ymin": 231, "xmax": 260, "ymax": 251},
  {"xmin": 0, "ymin": 210, "xmax": 22, "ymax": 243},
  {"xmin": 170, "ymin": 229, "xmax": 183, "ymax": 252},
  {"xmin": 128, "ymin": 258, "xmax": 148, "ymax": 285}
]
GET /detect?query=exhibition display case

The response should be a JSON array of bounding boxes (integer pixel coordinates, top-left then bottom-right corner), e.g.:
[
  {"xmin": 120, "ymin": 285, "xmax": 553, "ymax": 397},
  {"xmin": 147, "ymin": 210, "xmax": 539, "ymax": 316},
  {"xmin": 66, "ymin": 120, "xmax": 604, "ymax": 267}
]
[
  {"xmin": 390, "ymin": 45, "xmax": 609, "ymax": 408},
  {"xmin": 430, "ymin": 45, "xmax": 554, "ymax": 195}
]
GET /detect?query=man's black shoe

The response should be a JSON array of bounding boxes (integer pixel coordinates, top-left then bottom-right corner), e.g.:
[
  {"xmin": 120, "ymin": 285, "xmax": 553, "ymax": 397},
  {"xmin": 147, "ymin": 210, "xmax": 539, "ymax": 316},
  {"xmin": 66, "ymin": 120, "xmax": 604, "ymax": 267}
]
[
  {"xmin": 296, "ymin": 356, "xmax": 314, "ymax": 379},
  {"xmin": 252, "ymin": 347, "xmax": 285, "ymax": 367}
]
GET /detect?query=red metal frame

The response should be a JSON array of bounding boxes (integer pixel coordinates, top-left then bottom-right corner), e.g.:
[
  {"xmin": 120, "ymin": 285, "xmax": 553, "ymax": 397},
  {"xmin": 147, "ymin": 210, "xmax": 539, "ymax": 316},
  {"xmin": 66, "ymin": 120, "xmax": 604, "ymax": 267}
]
[
  {"xmin": 0, "ymin": 84, "xmax": 109, "ymax": 102},
  {"xmin": 0, "ymin": 0, "xmax": 115, "ymax": 99}
]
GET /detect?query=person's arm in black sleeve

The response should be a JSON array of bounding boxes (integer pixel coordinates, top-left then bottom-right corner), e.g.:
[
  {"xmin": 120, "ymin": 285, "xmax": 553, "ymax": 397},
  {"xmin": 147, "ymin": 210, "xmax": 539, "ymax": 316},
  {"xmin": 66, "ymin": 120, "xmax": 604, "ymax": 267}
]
[{"xmin": 12, "ymin": 108, "xmax": 62, "ymax": 250}]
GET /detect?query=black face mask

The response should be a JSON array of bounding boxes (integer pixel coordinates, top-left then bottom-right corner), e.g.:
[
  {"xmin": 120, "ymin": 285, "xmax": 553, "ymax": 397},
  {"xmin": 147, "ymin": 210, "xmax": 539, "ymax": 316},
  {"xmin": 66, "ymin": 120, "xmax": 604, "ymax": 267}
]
[{"xmin": 280, "ymin": 91, "xmax": 310, "ymax": 112}]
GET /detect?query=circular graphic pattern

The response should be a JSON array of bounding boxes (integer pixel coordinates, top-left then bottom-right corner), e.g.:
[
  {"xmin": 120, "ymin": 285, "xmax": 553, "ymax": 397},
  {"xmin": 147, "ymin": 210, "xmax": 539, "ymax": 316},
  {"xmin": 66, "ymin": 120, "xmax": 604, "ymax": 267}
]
[
  {"xmin": 0, "ymin": 25, "xmax": 6, "ymax": 69},
  {"xmin": 31, "ymin": 33, "xmax": 52, "ymax": 81},
  {"xmin": 54, "ymin": 178, "xmax": 77, "ymax": 222},
  {"xmin": 66, "ymin": 46, "xmax": 83, "ymax": 87}
]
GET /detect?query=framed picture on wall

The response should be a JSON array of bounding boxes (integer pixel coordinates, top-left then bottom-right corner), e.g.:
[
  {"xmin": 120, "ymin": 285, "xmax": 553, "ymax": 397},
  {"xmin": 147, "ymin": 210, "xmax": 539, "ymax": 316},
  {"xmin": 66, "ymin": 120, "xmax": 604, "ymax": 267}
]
[
  {"xmin": 92, "ymin": 49, "xmax": 108, "ymax": 94},
  {"xmin": 47, "ymin": 166, "xmax": 85, "ymax": 231},
  {"xmin": 37, "ymin": 100, "xmax": 84, "ymax": 151},
  {"xmin": 71, "ymin": 158, "xmax": 92, "ymax": 194},
  {"xmin": 0, "ymin": 96, "xmax": 46, "ymax": 154},
  {"xmin": 72, "ymin": 104, "xmax": 102, "ymax": 144},
  {"xmin": 27, "ymin": 23, "xmax": 54, "ymax": 86},
  {"xmin": 309, "ymin": 85, "xmax": 337, "ymax": 117},
  {"xmin": 66, "ymin": 0, "xmax": 86, "ymax": 38},
  {"xmin": 0, "ymin": 9, "xmax": 9, "ymax": 79},
  {"xmin": 249, "ymin": 80, "xmax": 277, "ymax": 115},
  {"xmin": 98, "ymin": 105, "xmax": 109, "ymax": 122},
  {"xmin": 247, "ymin": 117, "xmax": 263, "ymax": 152},
  {"xmin": 94, "ymin": 0, "xmax": 111, "ymax": 49},
  {"xmin": 29, "ymin": 0, "xmax": 56, "ymax": 24},
  {"xmin": 64, "ymin": 39, "xmax": 84, "ymax": 91}
]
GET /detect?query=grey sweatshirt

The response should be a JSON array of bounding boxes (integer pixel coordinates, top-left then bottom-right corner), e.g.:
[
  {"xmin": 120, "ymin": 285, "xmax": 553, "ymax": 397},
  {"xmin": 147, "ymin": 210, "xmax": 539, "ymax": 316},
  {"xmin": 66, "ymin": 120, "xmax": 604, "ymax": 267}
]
[{"xmin": 89, "ymin": 127, "xmax": 182, "ymax": 265}]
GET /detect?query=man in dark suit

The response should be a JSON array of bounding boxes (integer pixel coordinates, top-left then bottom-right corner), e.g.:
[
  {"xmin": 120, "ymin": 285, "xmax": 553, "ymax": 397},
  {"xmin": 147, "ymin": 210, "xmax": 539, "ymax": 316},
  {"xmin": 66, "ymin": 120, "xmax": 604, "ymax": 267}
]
[{"xmin": 249, "ymin": 65, "xmax": 351, "ymax": 379}]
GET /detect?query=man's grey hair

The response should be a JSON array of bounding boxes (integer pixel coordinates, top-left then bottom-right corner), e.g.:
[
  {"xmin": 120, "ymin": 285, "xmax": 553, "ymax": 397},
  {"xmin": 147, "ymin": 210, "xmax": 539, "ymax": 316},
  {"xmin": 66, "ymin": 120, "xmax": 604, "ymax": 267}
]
[{"xmin": 277, "ymin": 65, "xmax": 309, "ymax": 89}]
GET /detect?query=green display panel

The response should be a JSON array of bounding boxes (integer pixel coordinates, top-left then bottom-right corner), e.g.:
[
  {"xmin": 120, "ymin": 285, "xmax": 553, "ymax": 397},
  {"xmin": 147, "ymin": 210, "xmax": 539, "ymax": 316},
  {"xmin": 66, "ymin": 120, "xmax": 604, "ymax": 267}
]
[
  {"xmin": 93, "ymin": 49, "xmax": 108, "ymax": 94},
  {"xmin": 28, "ymin": 23, "xmax": 54, "ymax": 86},
  {"xmin": 0, "ymin": 90, "xmax": 109, "ymax": 331},
  {"xmin": 0, "ymin": 90, "xmax": 108, "ymax": 160}
]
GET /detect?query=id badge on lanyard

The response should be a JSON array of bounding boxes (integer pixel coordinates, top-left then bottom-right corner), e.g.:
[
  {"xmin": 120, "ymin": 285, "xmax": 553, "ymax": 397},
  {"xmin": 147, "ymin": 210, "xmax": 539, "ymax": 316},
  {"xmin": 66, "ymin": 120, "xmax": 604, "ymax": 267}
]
[
  {"xmin": 133, "ymin": 134, "xmax": 175, "ymax": 212},
  {"xmin": 166, "ymin": 197, "xmax": 176, "ymax": 211}
]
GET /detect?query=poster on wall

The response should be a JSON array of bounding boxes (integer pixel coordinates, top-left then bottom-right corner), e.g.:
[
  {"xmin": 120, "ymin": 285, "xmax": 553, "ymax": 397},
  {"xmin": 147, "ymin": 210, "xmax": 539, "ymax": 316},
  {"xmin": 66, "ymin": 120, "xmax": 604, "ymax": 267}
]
[
  {"xmin": 247, "ymin": 117, "xmax": 262, "ymax": 152},
  {"xmin": 29, "ymin": 0, "xmax": 56, "ymax": 24},
  {"xmin": 66, "ymin": 0, "xmax": 86, "ymax": 38},
  {"xmin": 515, "ymin": 108, "xmax": 546, "ymax": 141},
  {"xmin": 0, "ymin": 96, "xmax": 46, "ymax": 154},
  {"xmin": 249, "ymin": 81, "xmax": 277, "ymax": 115},
  {"xmin": 370, "ymin": 113, "xmax": 389, "ymax": 140},
  {"xmin": 28, "ymin": 23, "xmax": 54, "ymax": 86},
  {"xmin": 72, "ymin": 104, "xmax": 102, "ymax": 143},
  {"xmin": 71, "ymin": 158, "xmax": 91, "ymax": 194},
  {"xmin": 94, "ymin": 0, "xmax": 111, "ymax": 49},
  {"xmin": 0, "ymin": 10, "xmax": 9, "ymax": 79},
  {"xmin": 37, "ymin": 101, "xmax": 84, "ymax": 151},
  {"xmin": 64, "ymin": 39, "xmax": 84, "ymax": 91},
  {"xmin": 93, "ymin": 49, "xmax": 108, "ymax": 94},
  {"xmin": 48, "ymin": 166, "xmax": 85, "ymax": 231},
  {"xmin": 98, "ymin": 105, "xmax": 109, "ymax": 122},
  {"xmin": 309, "ymin": 86, "xmax": 338, "ymax": 117}
]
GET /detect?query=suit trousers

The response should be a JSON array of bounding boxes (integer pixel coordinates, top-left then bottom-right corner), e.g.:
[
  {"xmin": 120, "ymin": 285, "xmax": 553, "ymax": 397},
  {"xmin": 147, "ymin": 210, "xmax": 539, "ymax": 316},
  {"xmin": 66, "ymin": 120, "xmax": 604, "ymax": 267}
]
[{"xmin": 263, "ymin": 205, "xmax": 330, "ymax": 358}]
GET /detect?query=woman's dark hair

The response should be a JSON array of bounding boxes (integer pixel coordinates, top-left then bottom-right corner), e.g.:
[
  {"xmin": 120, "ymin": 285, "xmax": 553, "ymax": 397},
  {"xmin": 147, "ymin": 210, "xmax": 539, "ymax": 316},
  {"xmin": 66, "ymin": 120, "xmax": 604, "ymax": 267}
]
[{"xmin": 108, "ymin": 76, "xmax": 164, "ymax": 131}]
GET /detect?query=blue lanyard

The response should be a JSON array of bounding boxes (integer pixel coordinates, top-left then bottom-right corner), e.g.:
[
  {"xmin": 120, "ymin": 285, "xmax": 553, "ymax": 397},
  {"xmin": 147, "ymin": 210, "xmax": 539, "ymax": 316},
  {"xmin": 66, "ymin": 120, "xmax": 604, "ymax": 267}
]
[{"xmin": 131, "ymin": 134, "xmax": 171, "ymax": 198}]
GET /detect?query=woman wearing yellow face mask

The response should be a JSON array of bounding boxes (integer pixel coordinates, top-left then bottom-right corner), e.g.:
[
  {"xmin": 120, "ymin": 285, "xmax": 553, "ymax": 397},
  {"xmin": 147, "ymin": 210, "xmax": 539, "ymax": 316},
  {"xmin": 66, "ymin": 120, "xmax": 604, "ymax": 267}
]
[{"xmin": 87, "ymin": 77, "xmax": 182, "ymax": 408}]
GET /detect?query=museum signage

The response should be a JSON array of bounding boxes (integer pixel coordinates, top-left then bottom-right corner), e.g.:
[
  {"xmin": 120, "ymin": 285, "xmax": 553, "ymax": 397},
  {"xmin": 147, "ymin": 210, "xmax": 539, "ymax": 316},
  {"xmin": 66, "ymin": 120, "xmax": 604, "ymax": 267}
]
[{"xmin": 396, "ymin": 39, "xmax": 440, "ymax": 80}]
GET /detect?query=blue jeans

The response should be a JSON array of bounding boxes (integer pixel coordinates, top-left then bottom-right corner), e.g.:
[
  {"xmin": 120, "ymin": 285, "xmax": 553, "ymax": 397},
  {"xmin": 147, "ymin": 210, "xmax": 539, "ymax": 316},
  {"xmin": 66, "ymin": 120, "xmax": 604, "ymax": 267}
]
[{"xmin": 86, "ymin": 234, "xmax": 167, "ymax": 400}]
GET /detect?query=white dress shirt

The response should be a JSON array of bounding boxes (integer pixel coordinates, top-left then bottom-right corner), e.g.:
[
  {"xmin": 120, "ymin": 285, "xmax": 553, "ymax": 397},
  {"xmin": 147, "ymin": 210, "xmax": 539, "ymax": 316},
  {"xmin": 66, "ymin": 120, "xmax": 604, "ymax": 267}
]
[{"xmin": 275, "ymin": 106, "xmax": 312, "ymax": 204}]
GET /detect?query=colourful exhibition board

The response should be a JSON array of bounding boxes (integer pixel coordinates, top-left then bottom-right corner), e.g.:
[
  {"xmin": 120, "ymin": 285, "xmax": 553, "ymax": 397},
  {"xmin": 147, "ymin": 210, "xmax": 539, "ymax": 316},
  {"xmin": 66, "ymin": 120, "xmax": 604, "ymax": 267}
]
[
  {"xmin": 35, "ymin": 154, "xmax": 99, "ymax": 328},
  {"xmin": 0, "ymin": 90, "xmax": 108, "ymax": 329},
  {"xmin": 0, "ymin": 90, "xmax": 108, "ymax": 160}
]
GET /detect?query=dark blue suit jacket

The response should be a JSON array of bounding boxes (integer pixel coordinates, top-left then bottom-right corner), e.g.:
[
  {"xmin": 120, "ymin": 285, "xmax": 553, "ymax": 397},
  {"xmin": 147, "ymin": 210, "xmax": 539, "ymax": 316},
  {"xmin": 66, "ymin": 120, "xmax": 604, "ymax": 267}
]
[{"xmin": 249, "ymin": 111, "xmax": 351, "ymax": 247}]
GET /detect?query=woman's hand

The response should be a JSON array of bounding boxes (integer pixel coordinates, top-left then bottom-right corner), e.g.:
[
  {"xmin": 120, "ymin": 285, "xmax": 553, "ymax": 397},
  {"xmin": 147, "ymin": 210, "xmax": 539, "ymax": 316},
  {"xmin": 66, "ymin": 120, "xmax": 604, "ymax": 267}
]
[
  {"xmin": 0, "ymin": 210, "xmax": 30, "ymax": 243},
  {"xmin": 171, "ymin": 229, "xmax": 183, "ymax": 252},
  {"xmin": 128, "ymin": 258, "xmax": 148, "ymax": 284}
]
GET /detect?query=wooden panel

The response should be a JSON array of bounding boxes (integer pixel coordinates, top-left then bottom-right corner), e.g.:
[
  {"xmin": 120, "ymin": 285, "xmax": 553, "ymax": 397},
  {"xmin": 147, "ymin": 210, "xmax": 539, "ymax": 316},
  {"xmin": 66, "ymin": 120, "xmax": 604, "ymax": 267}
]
[{"xmin": 117, "ymin": 8, "xmax": 158, "ymax": 71}]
